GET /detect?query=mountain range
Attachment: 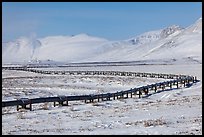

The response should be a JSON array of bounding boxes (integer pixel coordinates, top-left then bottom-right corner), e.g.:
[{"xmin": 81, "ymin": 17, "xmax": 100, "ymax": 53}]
[{"xmin": 2, "ymin": 17, "xmax": 202, "ymax": 64}]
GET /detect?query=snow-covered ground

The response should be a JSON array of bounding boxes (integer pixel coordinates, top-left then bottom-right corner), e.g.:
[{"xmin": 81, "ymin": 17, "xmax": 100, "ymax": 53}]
[
  {"xmin": 2, "ymin": 70, "xmax": 164, "ymax": 101},
  {"xmin": 2, "ymin": 63, "xmax": 202, "ymax": 135}
]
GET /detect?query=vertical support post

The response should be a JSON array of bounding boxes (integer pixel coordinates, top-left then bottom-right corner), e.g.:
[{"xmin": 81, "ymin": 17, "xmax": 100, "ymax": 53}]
[
  {"xmin": 98, "ymin": 95, "xmax": 100, "ymax": 102},
  {"xmin": 60, "ymin": 101, "xmax": 62, "ymax": 106},
  {"xmin": 146, "ymin": 88, "xmax": 149, "ymax": 95},
  {"xmin": 121, "ymin": 91, "xmax": 124, "ymax": 99},
  {"xmin": 187, "ymin": 79, "xmax": 190, "ymax": 84},
  {"xmin": 126, "ymin": 91, "xmax": 128, "ymax": 98},
  {"xmin": 194, "ymin": 76, "xmax": 197, "ymax": 82},
  {"xmin": 29, "ymin": 100, "xmax": 32, "ymax": 111},
  {"xmin": 130, "ymin": 88, "xmax": 133, "ymax": 98},
  {"xmin": 92, "ymin": 98, "xmax": 94, "ymax": 102},
  {"xmin": 176, "ymin": 81, "xmax": 179, "ymax": 88},
  {"xmin": 22, "ymin": 104, "xmax": 26, "ymax": 109},
  {"xmin": 102, "ymin": 94, "xmax": 104, "ymax": 101},
  {"xmin": 162, "ymin": 84, "xmax": 165, "ymax": 90},
  {"xmin": 108, "ymin": 93, "xmax": 111, "ymax": 100},
  {"xmin": 155, "ymin": 85, "xmax": 157, "ymax": 92},
  {"xmin": 138, "ymin": 91, "xmax": 141, "ymax": 98},
  {"xmin": 66, "ymin": 98, "xmax": 68, "ymax": 106},
  {"xmin": 143, "ymin": 88, "xmax": 146, "ymax": 95}
]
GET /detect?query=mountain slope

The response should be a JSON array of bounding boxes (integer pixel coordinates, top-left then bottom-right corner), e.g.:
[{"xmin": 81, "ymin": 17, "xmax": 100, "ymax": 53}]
[
  {"xmin": 82, "ymin": 18, "xmax": 201, "ymax": 64},
  {"xmin": 2, "ymin": 34, "xmax": 109, "ymax": 63},
  {"xmin": 139, "ymin": 18, "xmax": 202, "ymax": 63},
  {"xmin": 2, "ymin": 37, "xmax": 42, "ymax": 63}
]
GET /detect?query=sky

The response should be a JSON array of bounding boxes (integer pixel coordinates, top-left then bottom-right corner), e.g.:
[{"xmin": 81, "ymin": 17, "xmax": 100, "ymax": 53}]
[{"xmin": 2, "ymin": 2, "xmax": 202, "ymax": 42}]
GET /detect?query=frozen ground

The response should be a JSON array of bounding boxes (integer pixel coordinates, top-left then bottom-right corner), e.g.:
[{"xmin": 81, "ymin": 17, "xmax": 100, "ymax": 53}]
[
  {"xmin": 2, "ymin": 63, "xmax": 202, "ymax": 135},
  {"xmin": 2, "ymin": 71, "xmax": 163, "ymax": 101}
]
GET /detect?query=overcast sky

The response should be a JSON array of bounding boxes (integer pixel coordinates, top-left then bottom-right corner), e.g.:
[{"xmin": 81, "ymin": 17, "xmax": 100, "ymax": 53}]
[{"xmin": 2, "ymin": 2, "xmax": 202, "ymax": 42}]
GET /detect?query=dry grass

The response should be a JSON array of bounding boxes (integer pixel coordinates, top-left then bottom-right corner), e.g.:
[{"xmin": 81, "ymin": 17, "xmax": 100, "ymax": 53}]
[
  {"xmin": 125, "ymin": 117, "xmax": 167, "ymax": 127},
  {"xmin": 143, "ymin": 117, "xmax": 167, "ymax": 127},
  {"xmin": 42, "ymin": 102, "xmax": 49, "ymax": 110},
  {"xmin": 16, "ymin": 112, "xmax": 26, "ymax": 119}
]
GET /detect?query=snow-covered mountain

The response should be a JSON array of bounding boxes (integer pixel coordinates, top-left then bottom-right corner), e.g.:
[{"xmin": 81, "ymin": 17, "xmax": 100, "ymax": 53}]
[
  {"xmin": 83, "ymin": 18, "xmax": 201, "ymax": 64},
  {"xmin": 139, "ymin": 19, "xmax": 202, "ymax": 62},
  {"xmin": 2, "ymin": 33, "xmax": 109, "ymax": 63},
  {"xmin": 2, "ymin": 36, "xmax": 42, "ymax": 63},
  {"xmin": 2, "ymin": 18, "xmax": 202, "ymax": 64},
  {"xmin": 125, "ymin": 25, "xmax": 183, "ymax": 46}
]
